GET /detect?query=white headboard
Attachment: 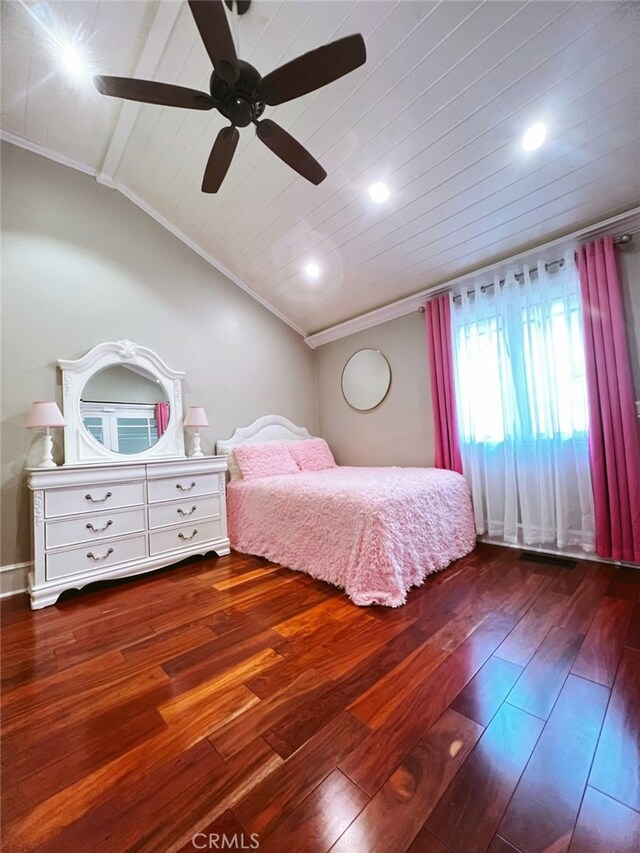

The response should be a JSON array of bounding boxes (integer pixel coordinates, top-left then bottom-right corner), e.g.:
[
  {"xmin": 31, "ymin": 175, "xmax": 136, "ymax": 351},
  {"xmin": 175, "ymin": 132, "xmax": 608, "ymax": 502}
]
[{"xmin": 217, "ymin": 415, "xmax": 315, "ymax": 480}]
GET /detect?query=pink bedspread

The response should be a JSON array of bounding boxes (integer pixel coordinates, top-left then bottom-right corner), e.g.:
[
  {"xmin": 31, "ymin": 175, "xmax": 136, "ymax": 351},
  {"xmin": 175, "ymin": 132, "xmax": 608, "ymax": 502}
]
[{"xmin": 227, "ymin": 466, "xmax": 476, "ymax": 607}]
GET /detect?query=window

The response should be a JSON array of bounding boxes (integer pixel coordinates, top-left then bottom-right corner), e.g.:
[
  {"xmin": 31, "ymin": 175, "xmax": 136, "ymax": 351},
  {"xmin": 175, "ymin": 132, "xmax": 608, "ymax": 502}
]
[
  {"xmin": 453, "ymin": 268, "xmax": 589, "ymax": 445},
  {"xmin": 81, "ymin": 402, "xmax": 159, "ymax": 454},
  {"xmin": 450, "ymin": 253, "xmax": 594, "ymax": 551}
]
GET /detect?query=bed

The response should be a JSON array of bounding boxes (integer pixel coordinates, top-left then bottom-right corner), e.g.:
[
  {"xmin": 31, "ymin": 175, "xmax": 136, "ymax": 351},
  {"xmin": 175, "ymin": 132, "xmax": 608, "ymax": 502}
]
[{"xmin": 217, "ymin": 415, "xmax": 476, "ymax": 607}]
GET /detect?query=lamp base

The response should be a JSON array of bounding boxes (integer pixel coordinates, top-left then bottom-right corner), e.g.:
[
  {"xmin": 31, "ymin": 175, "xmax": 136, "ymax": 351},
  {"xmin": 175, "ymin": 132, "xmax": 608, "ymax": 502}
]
[
  {"xmin": 189, "ymin": 429, "xmax": 204, "ymax": 458},
  {"xmin": 38, "ymin": 431, "xmax": 58, "ymax": 468}
]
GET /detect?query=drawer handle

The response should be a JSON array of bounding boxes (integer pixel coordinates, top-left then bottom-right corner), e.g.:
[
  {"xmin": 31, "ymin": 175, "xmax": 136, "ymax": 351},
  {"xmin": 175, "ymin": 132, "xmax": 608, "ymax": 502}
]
[
  {"xmin": 86, "ymin": 520, "xmax": 113, "ymax": 533},
  {"xmin": 177, "ymin": 505, "xmax": 197, "ymax": 517},
  {"xmin": 85, "ymin": 491, "xmax": 112, "ymax": 503},
  {"xmin": 86, "ymin": 548, "xmax": 114, "ymax": 561},
  {"xmin": 176, "ymin": 481, "xmax": 197, "ymax": 493},
  {"xmin": 178, "ymin": 529, "xmax": 199, "ymax": 542}
]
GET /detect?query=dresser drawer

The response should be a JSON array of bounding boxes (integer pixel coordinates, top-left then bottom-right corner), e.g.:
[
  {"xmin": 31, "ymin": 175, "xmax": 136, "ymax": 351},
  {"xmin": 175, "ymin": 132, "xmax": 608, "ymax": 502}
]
[
  {"xmin": 148, "ymin": 495, "xmax": 221, "ymax": 530},
  {"xmin": 45, "ymin": 508, "xmax": 146, "ymax": 550},
  {"xmin": 149, "ymin": 519, "xmax": 222, "ymax": 556},
  {"xmin": 46, "ymin": 534, "xmax": 148, "ymax": 581},
  {"xmin": 147, "ymin": 473, "xmax": 219, "ymax": 504},
  {"xmin": 45, "ymin": 482, "xmax": 145, "ymax": 519}
]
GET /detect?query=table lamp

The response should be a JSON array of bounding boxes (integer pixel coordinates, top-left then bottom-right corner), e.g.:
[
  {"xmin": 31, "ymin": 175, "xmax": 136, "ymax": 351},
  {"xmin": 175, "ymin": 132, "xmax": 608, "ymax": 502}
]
[
  {"xmin": 183, "ymin": 406, "xmax": 209, "ymax": 458},
  {"xmin": 26, "ymin": 401, "xmax": 66, "ymax": 468}
]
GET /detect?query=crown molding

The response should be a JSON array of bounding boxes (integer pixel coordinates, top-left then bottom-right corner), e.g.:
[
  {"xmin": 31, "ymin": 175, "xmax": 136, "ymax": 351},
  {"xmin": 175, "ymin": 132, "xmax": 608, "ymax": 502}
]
[
  {"xmin": 1, "ymin": 131, "xmax": 306, "ymax": 339},
  {"xmin": 304, "ymin": 204, "xmax": 640, "ymax": 349},
  {"xmin": 0, "ymin": 129, "xmax": 96, "ymax": 176}
]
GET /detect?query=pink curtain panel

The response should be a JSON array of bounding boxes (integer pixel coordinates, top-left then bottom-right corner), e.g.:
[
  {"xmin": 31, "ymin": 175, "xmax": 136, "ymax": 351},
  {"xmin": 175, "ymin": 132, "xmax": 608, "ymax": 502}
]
[
  {"xmin": 578, "ymin": 236, "xmax": 640, "ymax": 563},
  {"xmin": 425, "ymin": 293, "xmax": 463, "ymax": 474},
  {"xmin": 155, "ymin": 402, "xmax": 170, "ymax": 438}
]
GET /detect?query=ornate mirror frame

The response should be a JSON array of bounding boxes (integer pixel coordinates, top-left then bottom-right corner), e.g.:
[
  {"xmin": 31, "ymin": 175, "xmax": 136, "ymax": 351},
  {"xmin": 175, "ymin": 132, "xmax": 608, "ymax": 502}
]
[{"xmin": 59, "ymin": 340, "xmax": 186, "ymax": 465}]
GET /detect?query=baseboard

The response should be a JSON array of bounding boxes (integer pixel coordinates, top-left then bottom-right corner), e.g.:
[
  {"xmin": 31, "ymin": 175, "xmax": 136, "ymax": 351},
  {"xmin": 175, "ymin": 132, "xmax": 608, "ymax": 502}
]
[
  {"xmin": 479, "ymin": 537, "xmax": 639, "ymax": 569},
  {"xmin": 0, "ymin": 562, "xmax": 31, "ymax": 599}
]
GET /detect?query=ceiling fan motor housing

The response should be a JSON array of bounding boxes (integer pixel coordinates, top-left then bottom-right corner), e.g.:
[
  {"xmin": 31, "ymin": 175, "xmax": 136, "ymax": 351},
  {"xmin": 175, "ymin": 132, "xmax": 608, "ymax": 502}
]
[{"xmin": 209, "ymin": 60, "xmax": 265, "ymax": 127}]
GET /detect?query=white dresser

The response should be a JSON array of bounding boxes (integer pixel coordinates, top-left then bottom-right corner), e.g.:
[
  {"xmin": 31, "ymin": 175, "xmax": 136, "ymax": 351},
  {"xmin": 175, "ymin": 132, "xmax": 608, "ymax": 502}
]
[{"xmin": 28, "ymin": 456, "xmax": 229, "ymax": 609}]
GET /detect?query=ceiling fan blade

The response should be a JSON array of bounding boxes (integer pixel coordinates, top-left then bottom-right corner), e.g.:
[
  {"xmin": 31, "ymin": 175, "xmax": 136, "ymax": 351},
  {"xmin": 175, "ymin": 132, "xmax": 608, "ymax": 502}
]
[
  {"xmin": 258, "ymin": 34, "xmax": 366, "ymax": 106},
  {"xmin": 188, "ymin": 0, "xmax": 238, "ymax": 82},
  {"xmin": 94, "ymin": 76, "xmax": 214, "ymax": 110},
  {"xmin": 256, "ymin": 119, "xmax": 326, "ymax": 185},
  {"xmin": 202, "ymin": 126, "xmax": 239, "ymax": 193}
]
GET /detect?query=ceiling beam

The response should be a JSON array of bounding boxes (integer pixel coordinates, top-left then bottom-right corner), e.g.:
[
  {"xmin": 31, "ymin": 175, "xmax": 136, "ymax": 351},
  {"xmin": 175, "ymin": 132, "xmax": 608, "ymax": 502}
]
[{"xmin": 96, "ymin": 0, "xmax": 183, "ymax": 188}]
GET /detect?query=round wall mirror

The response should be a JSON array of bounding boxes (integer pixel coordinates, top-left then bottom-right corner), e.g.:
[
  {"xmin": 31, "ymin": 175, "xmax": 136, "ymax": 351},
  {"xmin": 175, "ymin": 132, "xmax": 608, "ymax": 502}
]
[
  {"xmin": 80, "ymin": 364, "xmax": 169, "ymax": 455},
  {"xmin": 341, "ymin": 349, "xmax": 391, "ymax": 411}
]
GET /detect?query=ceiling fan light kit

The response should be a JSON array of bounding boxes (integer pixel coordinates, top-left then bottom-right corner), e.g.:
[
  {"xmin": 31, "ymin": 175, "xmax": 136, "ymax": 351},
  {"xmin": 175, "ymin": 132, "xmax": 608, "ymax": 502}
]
[{"xmin": 94, "ymin": 0, "xmax": 367, "ymax": 193}]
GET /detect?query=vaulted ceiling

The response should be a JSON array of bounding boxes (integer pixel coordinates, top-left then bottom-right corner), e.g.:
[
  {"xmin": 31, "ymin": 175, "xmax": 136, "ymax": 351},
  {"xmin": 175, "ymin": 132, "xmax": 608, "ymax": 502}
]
[{"xmin": 2, "ymin": 0, "xmax": 639, "ymax": 337}]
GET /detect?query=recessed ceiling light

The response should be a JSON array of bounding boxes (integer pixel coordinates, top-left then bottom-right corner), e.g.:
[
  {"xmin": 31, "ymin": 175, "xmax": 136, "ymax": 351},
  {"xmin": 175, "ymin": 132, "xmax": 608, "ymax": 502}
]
[
  {"xmin": 368, "ymin": 182, "xmax": 390, "ymax": 204},
  {"xmin": 521, "ymin": 123, "xmax": 547, "ymax": 151},
  {"xmin": 305, "ymin": 262, "xmax": 320, "ymax": 281},
  {"xmin": 61, "ymin": 44, "xmax": 84, "ymax": 76}
]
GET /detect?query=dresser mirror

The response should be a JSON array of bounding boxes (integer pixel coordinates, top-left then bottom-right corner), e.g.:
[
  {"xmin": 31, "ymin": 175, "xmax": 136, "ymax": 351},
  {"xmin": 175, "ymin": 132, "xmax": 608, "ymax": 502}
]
[
  {"xmin": 59, "ymin": 340, "xmax": 186, "ymax": 465},
  {"xmin": 341, "ymin": 348, "xmax": 392, "ymax": 411},
  {"xmin": 81, "ymin": 365, "xmax": 169, "ymax": 455}
]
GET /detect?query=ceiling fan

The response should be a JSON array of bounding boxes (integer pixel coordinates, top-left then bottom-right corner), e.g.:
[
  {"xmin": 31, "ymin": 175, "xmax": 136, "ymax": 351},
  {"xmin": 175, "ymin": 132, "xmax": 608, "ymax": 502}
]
[{"xmin": 94, "ymin": 0, "xmax": 366, "ymax": 193}]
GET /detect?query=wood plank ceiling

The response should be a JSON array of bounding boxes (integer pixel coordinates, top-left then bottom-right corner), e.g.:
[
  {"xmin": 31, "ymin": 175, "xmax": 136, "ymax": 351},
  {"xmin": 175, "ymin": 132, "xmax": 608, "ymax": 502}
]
[{"xmin": 2, "ymin": 0, "xmax": 639, "ymax": 336}]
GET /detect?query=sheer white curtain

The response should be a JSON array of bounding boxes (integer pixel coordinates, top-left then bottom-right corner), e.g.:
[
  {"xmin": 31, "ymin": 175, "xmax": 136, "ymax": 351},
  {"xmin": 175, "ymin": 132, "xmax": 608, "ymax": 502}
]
[{"xmin": 452, "ymin": 251, "xmax": 594, "ymax": 551}]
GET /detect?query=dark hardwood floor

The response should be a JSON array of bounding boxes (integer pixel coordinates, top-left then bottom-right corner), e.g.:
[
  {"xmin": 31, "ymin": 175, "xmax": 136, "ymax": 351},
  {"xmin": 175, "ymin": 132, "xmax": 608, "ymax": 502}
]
[{"xmin": 2, "ymin": 544, "xmax": 639, "ymax": 852}]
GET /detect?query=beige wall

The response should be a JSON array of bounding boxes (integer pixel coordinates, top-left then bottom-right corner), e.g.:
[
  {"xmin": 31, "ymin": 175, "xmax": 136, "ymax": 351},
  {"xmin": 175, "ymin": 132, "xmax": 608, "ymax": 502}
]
[
  {"xmin": 0, "ymin": 142, "xmax": 317, "ymax": 577},
  {"xmin": 620, "ymin": 243, "xmax": 640, "ymax": 396},
  {"xmin": 316, "ymin": 311, "xmax": 435, "ymax": 467}
]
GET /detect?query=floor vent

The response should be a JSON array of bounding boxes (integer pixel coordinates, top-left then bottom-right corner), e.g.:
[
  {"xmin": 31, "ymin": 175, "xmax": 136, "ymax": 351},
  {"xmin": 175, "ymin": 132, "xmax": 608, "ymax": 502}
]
[{"xmin": 518, "ymin": 550, "xmax": 577, "ymax": 570}]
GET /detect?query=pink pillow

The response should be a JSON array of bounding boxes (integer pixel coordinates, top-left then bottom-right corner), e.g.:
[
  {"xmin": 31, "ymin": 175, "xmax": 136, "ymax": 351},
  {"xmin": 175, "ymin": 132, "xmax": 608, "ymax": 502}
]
[
  {"xmin": 234, "ymin": 442, "xmax": 300, "ymax": 480},
  {"xmin": 289, "ymin": 438, "xmax": 337, "ymax": 471}
]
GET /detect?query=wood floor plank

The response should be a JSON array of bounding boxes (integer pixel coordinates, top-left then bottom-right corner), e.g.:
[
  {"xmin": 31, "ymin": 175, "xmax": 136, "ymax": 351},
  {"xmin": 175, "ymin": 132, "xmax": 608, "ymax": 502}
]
[
  {"xmin": 264, "ymin": 616, "xmax": 451, "ymax": 758},
  {"xmin": 425, "ymin": 703, "xmax": 544, "ymax": 853},
  {"xmin": 571, "ymin": 596, "xmax": 633, "ymax": 687},
  {"xmin": 487, "ymin": 837, "xmax": 521, "ymax": 853},
  {"xmin": 495, "ymin": 588, "xmax": 569, "ymax": 666},
  {"xmin": 605, "ymin": 566, "xmax": 640, "ymax": 603},
  {"xmin": 568, "ymin": 786, "xmax": 640, "ymax": 853},
  {"xmin": 332, "ymin": 709, "xmax": 482, "ymax": 853},
  {"xmin": 234, "ymin": 711, "xmax": 370, "ymax": 837},
  {"xmin": 257, "ymin": 768, "xmax": 369, "ymax": 853},
  {"xmin": 491, "ymin": 568, "xmax": 554, "ymax": 618},
  {"xmin": 555, "ymin": 576, "xmax": 610, "ymax": 634},
  {"xmin": 450, "ymin": 656, "xmax": 523, "ymax": 727},
  {"xmin": 589, "ymin": 646, "xmax": 640, "ymax": 811},
  {"xmin": 119, "ymin": 623, "xmax": 217, "ymax": 668},
  {"xmin": 35, "ymin": 737, "xmax": 278, "ymax": 853},
  {"xmin": 497, "ymin": 674, "xmax": 610, "ymax": 853},
  {"xmin": 625, "ymin": 602, "xmax": 640, "ymax": 650},
  {"xmin": 159, "ymin": 649, "xmax": 282, "ymax": 722},
  {"xmin": 338, "ymin": 612, "xmax": 518, "ymax": 796},
  {"xmin": 406, "ymin": 828, "xmax": 450, "ymax": 853},
  {"xmin": 348, "ymin": 641, "xmax": 449, "ymax": 729},
  {"xmin": 210, "ymin": 668, "xmax": 328, "ymax": 759},
  {"xmin": 506, "ymin": 626, "xmax": 584, "ymax": 719}
]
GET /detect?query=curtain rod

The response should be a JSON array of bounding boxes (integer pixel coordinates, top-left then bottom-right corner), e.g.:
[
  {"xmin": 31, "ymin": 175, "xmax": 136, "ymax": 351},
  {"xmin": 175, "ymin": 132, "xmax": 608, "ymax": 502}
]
[{"xmin": 418, "ymin": 233, "xmax": 633, "ymax": 310}]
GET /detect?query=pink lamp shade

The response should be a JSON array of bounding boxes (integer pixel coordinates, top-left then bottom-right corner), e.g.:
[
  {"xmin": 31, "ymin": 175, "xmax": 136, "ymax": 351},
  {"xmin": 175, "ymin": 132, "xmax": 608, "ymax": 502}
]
[
  {"xmin": 183, "ymin": 406, "xmax": 209, "ymax": 429},
  {"xmin": 26, "ymin": 401, "xmax": 66, "ymax": 429}
]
